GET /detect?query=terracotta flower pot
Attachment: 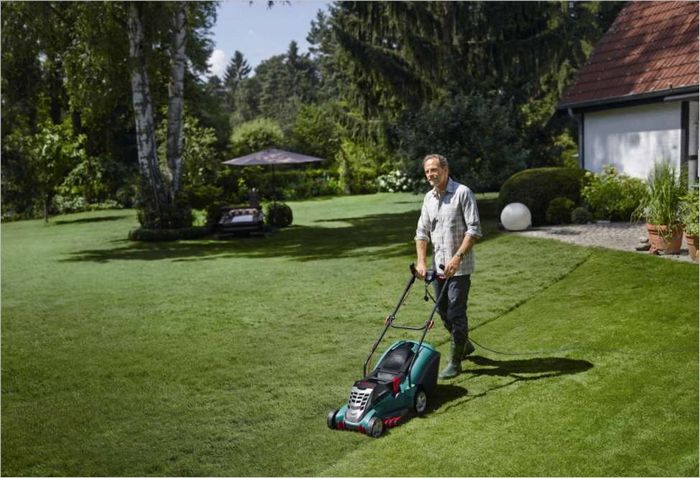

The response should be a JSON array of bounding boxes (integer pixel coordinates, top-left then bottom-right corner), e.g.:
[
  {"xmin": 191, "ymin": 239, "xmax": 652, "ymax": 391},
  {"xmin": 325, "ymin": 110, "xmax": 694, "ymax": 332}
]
[
  {"xmin": 685, "ymin": 233, "xmax": 699, "ymax": 262},
  {"xmin": 646, "ymin": 223, "xmax": 683, "ymax": 255}
]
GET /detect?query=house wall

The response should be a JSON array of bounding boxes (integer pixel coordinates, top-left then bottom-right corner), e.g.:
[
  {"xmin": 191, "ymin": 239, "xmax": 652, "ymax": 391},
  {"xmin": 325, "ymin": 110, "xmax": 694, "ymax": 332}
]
[
  {"xmin": 583, "ymin": 102, "xmax": 682, "ymax": 179},
  {"xmin": 689, "ymin": 101, "xmax": 699, "ymax": 158}
]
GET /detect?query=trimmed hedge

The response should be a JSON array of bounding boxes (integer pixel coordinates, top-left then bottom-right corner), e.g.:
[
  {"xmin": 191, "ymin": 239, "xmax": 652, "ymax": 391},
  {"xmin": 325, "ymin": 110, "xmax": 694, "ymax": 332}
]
[
  {"xmin": 498, "ymin": 167, "xmax": 587, "ymax": 226},
  {"xmin": 128, "ymin": 226, "xmax": 212, "ymax": 242}
]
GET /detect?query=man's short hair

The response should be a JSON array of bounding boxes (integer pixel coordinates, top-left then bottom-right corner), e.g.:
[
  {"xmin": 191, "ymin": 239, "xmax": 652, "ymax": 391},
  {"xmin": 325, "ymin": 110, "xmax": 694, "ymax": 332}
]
[{"xmin": 423, "ymin": 154, "xmax": 448, "ymax": 169}]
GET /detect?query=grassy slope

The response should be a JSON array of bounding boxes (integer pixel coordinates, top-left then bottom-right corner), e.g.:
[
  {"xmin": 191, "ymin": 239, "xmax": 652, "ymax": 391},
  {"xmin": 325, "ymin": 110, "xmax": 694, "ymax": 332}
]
[
  {"xmin": 1, "ymin": 193, "xmax": 697, "ymax": 476},
  {"xmin": 324, "ymin": 250, "xmax": 698, "ymax": 476}
]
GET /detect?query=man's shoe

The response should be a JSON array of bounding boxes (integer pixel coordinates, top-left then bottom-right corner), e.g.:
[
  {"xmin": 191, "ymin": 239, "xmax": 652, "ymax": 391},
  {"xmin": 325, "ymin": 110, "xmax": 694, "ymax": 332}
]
[
  {"xmin": 463, "ymin": 339, "xmax": 476, "ymax": 359},
  {"xmin": 439, "ymin": 339, "xmax": 464, "ymax": 379},
  {"xmin": 439, "ymin": 361, "xmax": 462, "ymax": 379}
]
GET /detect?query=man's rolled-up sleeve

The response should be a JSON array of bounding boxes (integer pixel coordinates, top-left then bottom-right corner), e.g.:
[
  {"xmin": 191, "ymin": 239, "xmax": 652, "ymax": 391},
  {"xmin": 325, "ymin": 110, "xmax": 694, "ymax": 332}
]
[
  {"xmin": 462, "ymin": 190, "xmax": 482, "ymax": 239},
  {"xmin": 414, "ymin": 202, "xmax": 431, "ymax": 242}
]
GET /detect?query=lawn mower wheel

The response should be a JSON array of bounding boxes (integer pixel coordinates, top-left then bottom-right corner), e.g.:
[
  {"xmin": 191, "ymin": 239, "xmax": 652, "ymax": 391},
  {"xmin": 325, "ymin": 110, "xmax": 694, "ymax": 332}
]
[
  {"xmin": 414, "ymin": 387, "xmax": 428, "ymax": 415},
  {"xmin": 327, "ymin": 409, "xmax": 338, "ymax": 429},
  {"xmin": 367, "ymin": 417, "xmax": 384, "ymax": 438}
]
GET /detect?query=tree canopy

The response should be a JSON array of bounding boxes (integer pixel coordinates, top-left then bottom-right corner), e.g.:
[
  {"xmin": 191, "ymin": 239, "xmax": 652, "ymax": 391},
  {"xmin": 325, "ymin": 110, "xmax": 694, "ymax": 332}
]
[{"xmin": 1, "ymin": 0, "xmax": 624, "ymax": 223}]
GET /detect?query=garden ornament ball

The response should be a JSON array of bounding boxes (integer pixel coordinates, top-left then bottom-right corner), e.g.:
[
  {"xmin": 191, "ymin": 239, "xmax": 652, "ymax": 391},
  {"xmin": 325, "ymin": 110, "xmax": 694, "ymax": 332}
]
[{"xmin": 501, "ymin": 203, "xmax": 532, "ymax": 231}]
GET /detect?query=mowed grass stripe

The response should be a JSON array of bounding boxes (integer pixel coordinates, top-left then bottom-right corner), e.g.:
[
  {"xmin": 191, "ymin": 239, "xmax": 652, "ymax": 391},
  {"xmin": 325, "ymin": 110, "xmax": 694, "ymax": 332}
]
[{"xmin": 2, "ymin": 193, "xmax": 697, "ymax": 476}]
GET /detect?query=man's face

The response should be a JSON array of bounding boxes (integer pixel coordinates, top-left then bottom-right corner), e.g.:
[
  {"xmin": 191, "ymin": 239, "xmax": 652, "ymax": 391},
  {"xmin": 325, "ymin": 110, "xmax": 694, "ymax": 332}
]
[{"xmin": 424, "ymin": 158, "xmax": 448, "ymax": 190}]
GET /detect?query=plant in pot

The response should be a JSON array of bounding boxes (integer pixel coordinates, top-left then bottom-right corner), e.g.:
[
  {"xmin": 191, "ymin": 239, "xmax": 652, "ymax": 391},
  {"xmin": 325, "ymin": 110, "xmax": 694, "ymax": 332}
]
[
  {"xmin": 633, "ymin": 161, "xmax": 684, "ymax": 254},
  {"xmin": 680, "ymin": 185, "xmax": 699, "ymax": 262}
]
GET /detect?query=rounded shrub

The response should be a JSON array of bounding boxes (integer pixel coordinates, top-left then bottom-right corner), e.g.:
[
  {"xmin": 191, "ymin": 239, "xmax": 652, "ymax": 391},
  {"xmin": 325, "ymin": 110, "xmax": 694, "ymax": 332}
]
[
  {"xmin": 205, "ymin": 202, "xmax": 229, "ymax": 227},
  {"xmin": 498, "ymin": 167, "xmax": 586, "ymax": 226},
  {"xmin": 571, "ymin": 207, "xmax": 593, "ymax": 225},
  {"xmin": 266, "ymin": 202, "xmax": 293, "ymax": 228},
  {"xmin": 229, "ymin": 118, "xmax": 284, "ymax": 157},
  {"xmin": 546, "ymin": 197, "xmax": 576, "ymax": 225}
]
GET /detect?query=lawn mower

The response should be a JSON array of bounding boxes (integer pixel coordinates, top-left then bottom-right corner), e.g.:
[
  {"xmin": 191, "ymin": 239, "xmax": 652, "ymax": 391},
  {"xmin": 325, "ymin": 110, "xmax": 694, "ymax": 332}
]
[{"xmin": 327, "ymin": 264, "xmax": 448, "ymax": 438}]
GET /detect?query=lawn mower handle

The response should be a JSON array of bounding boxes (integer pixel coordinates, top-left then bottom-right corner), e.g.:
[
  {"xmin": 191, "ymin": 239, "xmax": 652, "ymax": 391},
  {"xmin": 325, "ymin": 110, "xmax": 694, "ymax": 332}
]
[
  {"xmin": 362, "ymin": 264, "xmax": 449, "ymax": 378},
  {"xmin": 403, "ymin": 276, "xmax": 450, "ymax": 387},
  {"xmin": 410, "ymin": 263, "xmax": 445, "ymax": 283}
]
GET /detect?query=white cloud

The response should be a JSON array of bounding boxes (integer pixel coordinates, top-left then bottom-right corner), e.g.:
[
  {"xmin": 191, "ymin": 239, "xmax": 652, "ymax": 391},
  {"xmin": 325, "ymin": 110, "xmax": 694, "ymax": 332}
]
[{"xmin": 208, "ymin": 49, "xmax": 228, "ymax": 79}]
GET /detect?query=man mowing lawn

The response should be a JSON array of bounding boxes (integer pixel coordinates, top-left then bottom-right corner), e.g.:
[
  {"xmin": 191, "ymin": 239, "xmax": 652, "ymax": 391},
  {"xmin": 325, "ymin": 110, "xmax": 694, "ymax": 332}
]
[{"xmin": 415, "ymin": 153, "xmax": 482, "ymax": 379}]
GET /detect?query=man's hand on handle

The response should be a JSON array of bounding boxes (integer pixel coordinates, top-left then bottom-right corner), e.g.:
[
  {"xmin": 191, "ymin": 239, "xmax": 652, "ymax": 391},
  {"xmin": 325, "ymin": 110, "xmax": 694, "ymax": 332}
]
[
  {"xmin": 415, "ymin": 239, "xmax": 428, "ymax": 280},
  {"xmin": 415, "ymin": 263, "xmax": 427, "ymax": 280},
  {"xmin": 443, "ymin": 255, "xmax": 461, "ymax": 278}
]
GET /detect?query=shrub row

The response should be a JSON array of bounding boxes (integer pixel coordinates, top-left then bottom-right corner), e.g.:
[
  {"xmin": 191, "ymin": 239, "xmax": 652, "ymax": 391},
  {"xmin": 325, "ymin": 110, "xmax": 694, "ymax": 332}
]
[
  {"xmin": 498, "ymin": 166, "xmax": 652, "ymax": 226},
  {"xmin": 498, "ymin": 167, "xmax": 587, "ymax": 226}
]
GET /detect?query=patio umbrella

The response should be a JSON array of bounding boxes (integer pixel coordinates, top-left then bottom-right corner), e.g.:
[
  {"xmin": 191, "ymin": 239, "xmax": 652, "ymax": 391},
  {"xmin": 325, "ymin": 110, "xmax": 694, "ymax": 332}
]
[
  {"xmin": 222, "ymin": 148, "xmax": 326, "ymax": 202},
  {"xmin": 222, "ymin": 148, "xmax": 325, "ymax": 167}
]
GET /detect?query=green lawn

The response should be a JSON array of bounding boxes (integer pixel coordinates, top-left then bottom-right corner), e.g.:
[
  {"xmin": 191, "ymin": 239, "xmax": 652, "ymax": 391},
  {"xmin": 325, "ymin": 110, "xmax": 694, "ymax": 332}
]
[{"xmin": 2, "ymin": 193, "xmax": 698, "ymax": 476}]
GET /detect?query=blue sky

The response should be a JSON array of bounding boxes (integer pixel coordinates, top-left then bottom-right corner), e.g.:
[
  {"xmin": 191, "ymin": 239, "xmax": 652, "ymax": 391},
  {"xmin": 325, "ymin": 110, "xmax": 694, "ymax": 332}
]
[{"xmin": 208, "ymin": 0, "xmax": 332, "ymax": 78}]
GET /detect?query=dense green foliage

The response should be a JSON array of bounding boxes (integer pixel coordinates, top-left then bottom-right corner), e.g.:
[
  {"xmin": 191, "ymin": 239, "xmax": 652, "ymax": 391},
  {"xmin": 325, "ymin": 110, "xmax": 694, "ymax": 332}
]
[
  {"xmin": 2, "ymin": 195, "xmax": 697, "ymax": 476},
  {"xmin": 392, "ymin": 92, "xmax": 527, "ymax": 192},
  {"xmin": 581, "ymin": 166, "xmax": 646, "ymax": 221},
  {"xmin": 228, "ymin": 118, "xmax": 285, "ymax": 157},
  {"xmin": 2, "ymin": 1, "xmax": 624, "ymax": 224},
  {"xmin": 546, "ymin": 197, "xmax": 576, "ymax": 225},
  {"xmin": 680, "ymin": 187, "xmax": 699, "ymax": 237},
  {"xmin": 1, "ymin": 1, "xmax": 218, "ymax": 223},
  {"xmin": 330, "ymin": 1, "xmax": 623, "ymax": 166},
  {"xmin": 499, "ymin": 167, "xmax": 587, "ymax": 226},
  {"xmin": 571, "ymin": 206, "xmax": 593, "ymax": 225}
]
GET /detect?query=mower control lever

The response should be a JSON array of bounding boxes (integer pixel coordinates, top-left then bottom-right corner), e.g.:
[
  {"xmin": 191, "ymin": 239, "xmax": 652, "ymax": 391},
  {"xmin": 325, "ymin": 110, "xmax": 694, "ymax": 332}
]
[{"xmin": 410, "ymin": 263, "xmax": 445, "ymax": 283}]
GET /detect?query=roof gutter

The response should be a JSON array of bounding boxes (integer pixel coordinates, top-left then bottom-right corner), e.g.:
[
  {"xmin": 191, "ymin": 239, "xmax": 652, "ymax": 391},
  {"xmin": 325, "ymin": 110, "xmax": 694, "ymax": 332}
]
[
  {"xmin": 557, "ymin": 85, "xmax": 699, "ymax": 112},
  {"xmin": 664, "ymin": 91, "xmax": 700, "ymax": 102}
]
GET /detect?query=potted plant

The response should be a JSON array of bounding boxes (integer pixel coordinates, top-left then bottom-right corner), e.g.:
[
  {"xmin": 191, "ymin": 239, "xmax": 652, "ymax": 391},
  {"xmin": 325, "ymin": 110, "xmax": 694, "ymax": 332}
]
[
  {"xmin": 680, "ymin": 186, "xmax": 699, "ymax": 262},
  {"xmin": 633, "ymin": 161, "xmax": 684, "ymax": 254}
]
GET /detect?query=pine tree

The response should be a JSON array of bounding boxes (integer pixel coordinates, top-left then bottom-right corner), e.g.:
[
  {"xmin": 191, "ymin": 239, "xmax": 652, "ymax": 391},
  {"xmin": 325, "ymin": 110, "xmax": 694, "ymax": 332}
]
[{"xmin": 223, "ymin": 50, "xmax": 251, "ymax": 110}]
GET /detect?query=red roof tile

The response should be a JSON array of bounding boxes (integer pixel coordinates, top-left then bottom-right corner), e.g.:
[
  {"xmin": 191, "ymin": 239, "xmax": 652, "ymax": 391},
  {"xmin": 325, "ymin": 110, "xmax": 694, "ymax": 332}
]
[{"xmin": 559, "ymin": 1, "xmax": 698, "ymax": 108}]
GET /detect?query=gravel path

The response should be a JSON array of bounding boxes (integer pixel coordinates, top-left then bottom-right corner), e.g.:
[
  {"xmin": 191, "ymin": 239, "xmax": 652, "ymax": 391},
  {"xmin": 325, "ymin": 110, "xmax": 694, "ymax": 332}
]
[{"xmin": 510, "ymin": 222, "xmax": 696, "ymax": 263}]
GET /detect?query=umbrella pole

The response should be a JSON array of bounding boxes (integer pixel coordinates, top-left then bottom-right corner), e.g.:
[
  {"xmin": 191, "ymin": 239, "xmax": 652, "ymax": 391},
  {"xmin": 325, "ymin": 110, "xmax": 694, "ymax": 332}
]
[{"xmin": 272, "ymin": 165, "xmax": 277, "ymax": 206}]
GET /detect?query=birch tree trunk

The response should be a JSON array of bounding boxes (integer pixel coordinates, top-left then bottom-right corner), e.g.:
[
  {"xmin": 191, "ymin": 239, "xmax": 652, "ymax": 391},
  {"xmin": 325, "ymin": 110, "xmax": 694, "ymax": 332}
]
[
  {"xmin": 127, "ymin": 2, "xmax": 168, "ymax": 221},
  {"xmin": 166, "ymin": 2, "xmax": 187, "ymax": 202}
]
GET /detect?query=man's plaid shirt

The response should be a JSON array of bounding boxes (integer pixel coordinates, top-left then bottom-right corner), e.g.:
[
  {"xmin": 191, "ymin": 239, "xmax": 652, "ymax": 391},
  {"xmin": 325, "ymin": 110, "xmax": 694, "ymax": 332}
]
[{"xmin": 414, "ymin": 178, "xmax": 482, "ymax": 276}]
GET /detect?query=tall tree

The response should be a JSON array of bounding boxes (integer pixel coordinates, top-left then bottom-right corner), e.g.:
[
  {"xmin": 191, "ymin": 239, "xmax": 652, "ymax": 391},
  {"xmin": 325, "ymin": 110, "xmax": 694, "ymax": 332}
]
[
  {"xmin": 127, "ymin": 2, "xmax": 169, "ymax": 222},
  {"xmin": 166, "ymin": 2, "xmax": 187, "ymax": 198},
  {"xmin": 223, "ymin": 50, "xmax": 251, "ymax": 109},
  {"xmin": 1, "ymin": 1, "xmax": 216, "ymax": 222},
  {"xmin": 328, "ymin": 1, "xmax": 624, "ymax": 169},
  {"xmin": 232, "ymin": 41, "xmax": 320, "ymax": 133},
  {"xmin": 330, "ymin": 1, "xmax": 623, "ymax": 112},
  {"xmin": 126, "ymin": 1, "xmax": 216, "ymax": 228}
]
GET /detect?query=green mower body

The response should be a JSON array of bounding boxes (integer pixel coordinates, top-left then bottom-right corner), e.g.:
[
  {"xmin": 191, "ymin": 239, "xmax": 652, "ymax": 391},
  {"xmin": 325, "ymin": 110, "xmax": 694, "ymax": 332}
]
[{"xmin": 327, "ymin": 339, "xmax": 440, "ymax": 437}]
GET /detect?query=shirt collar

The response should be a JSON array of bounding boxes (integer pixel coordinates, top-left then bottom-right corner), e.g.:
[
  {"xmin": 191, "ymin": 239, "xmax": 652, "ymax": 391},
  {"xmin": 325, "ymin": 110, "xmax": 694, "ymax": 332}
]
[{"xmin": 431, "ymin": 177, "xmax": 458, "ymax": 198}]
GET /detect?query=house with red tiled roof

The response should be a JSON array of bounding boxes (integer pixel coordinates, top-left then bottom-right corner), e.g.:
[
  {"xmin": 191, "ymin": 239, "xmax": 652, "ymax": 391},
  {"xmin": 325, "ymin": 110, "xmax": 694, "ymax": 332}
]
[{"xmin": 558, "ymin": 1, "xmax": 699, "ymax": 182}]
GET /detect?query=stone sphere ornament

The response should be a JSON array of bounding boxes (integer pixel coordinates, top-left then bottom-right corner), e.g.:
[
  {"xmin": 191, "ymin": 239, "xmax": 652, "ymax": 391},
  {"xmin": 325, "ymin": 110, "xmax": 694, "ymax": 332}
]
[{"xmin": 500, "ymin": 202, "xmax": 532, "ymax": 231}]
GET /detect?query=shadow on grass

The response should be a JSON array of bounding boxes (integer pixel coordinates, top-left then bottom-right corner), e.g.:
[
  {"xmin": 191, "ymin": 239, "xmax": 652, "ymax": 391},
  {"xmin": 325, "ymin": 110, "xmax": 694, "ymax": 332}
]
[
  {"xmin": 432, "ymin": 355, "xmax": 593, "ymax": 413},
  {"xmin": 54, "ymin": 214, "xmax": 131, "ymax": 225},
  {"xmin": 63, "ymin": 210, "xmax": 500, "ymax": 263},
  {"xmin": 465, "ymin": 355, "xmax": 593, "ymax": 379},
  {"xmin": 430, "ymin": 384, "xmax": 470, "ymax": 412}
]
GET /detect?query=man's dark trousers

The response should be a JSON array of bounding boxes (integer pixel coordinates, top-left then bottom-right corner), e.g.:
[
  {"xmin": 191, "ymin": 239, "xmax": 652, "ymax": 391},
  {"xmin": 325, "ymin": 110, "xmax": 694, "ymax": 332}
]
[{"xmin": 433, "ymin": 274, "xmax": 471, "ymax": 345}]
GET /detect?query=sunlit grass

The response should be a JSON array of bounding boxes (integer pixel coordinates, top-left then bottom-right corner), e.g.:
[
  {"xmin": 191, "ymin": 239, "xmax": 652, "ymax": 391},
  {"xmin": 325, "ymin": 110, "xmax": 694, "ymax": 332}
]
[{"xmin": 2, "ymin": 193, "xmax": 697, "ymax": 476}]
